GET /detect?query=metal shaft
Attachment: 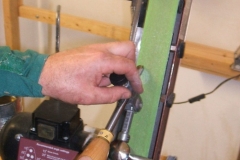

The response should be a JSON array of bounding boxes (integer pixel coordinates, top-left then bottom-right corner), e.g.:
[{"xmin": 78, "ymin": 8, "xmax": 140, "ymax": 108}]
[
  {"xmin": 55, "ymin": 5, "xmax": 61, "ymax": 53},
  {"xmin": 105, "ymin": 99, "xmax": 129, "ymax": 132},
  {"xmin": 106, "ymin": 1, "xmax": 143, "ymax": 132},
  {"xmin": 129, "ymin": 0, "xmax": 142, "ymax": 41},
  {"xmin": 129, "ymin": 154, "xmax": 152, "ymax": 160},
  {"xmin": 117, "ymin": 109, "xmax": 134, "ymax": 142}
]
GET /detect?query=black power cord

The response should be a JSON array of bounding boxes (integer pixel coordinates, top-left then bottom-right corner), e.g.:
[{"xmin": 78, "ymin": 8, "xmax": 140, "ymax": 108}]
[{"xmin": 174, "ymin": 73, "xmax": 240, "ymax": 104}]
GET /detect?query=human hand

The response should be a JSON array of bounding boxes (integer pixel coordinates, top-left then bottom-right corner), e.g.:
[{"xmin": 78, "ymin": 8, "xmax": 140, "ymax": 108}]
[{"xmin": 38, "ymin": 41, "xmax": 143, "ymax": 104}]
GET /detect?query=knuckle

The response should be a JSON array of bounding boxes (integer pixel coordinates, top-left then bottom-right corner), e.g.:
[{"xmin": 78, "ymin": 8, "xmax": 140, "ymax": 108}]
[
  {"xmin": 109, "ymin": 94, "xmax": 117, "ymax": 104},
  {"xmin": 96, "ymin": 51, "xmax": 107, "ymax": 59}
]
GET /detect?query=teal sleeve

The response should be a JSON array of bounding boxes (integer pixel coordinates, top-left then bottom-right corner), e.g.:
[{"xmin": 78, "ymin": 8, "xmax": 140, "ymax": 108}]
[{"xmin": 0, "ymin": 46, "xmax": 49, "ymax": 97}]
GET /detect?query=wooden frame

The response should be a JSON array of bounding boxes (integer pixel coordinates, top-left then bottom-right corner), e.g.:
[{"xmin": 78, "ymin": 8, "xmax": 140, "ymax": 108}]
[{"xmin": 2, "ymin": 0, "xmax": 239, "ymax": 79}]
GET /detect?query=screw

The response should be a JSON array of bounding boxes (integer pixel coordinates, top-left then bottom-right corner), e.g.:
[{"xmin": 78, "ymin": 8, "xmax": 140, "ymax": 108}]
[
  {"xmin": 30, "ymin": 127, "xmax": 36, "ymax": 132},
  {"xmin": 235, "ymin": 64, "xmax": 240, "ymax": 70},
  {"xmin": 63, "ymin": 136, "xmax": 69, "ymax": 140},
  {"xmin": 15, "ymin": 134, "xmax": 23, "ymax": 141}
]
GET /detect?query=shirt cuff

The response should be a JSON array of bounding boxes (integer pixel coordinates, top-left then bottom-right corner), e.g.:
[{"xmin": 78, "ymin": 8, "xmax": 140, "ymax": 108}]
[{"xmin": 0, "ymin": 46, "xmax": 49, "ymax": 97}]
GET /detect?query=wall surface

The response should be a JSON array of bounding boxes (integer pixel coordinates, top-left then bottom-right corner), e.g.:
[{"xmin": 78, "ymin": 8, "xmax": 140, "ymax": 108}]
[
  {"xmin": 162, "ymin": 1, "xmax": 240, "ymax": 159},
  {"xmin": 0, "ymin": 0, "xmax": 240, "ymax": 159}
]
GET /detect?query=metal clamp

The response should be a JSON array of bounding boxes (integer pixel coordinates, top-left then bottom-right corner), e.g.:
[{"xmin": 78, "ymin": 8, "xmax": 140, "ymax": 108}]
[
  {"xmin": 231, "ymin": 46, "xmax": 240, "ymax": 71},
  {"xmin": 129, "ymin": 0, "xmax": 147, "ymax": 60},
  {"xmin": 109, "ymin": 141, "xmax": 152, "ymax": 160}
]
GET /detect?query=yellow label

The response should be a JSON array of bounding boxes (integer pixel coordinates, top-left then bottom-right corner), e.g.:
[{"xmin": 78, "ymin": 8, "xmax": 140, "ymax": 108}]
[{"xmin": 97, "ymin": 129, "xmax": 113, "ymax": 143}]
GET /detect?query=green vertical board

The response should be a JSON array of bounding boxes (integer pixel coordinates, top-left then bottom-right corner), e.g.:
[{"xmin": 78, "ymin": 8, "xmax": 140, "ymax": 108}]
[{"xmin": 129, "ymin": 0, "xmax": 179, "ymax": 157}]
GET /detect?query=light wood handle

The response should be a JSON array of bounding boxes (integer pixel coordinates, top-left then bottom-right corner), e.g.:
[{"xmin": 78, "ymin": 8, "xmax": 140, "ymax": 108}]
[
  {"xmin": 75, "ymin": 129, "xmax": 113, "ymax": 160},
  {"xmin": 75, "ymin": 137, "xmax": 110, "ymax": 160}
]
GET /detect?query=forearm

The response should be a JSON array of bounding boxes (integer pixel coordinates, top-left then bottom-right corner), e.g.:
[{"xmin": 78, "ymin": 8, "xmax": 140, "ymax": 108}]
[{"xmin": 0, "ymin": 46, "xmax": 48, "ymax": 97}]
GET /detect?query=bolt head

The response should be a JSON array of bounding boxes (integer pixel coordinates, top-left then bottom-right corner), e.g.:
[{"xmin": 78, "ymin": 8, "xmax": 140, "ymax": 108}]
[{"xmin": 15, "ymin": 134, "xmax": 23, "ymax": 141}]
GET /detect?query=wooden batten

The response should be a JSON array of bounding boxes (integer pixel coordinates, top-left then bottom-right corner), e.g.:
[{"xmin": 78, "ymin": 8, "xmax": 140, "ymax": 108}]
[
  {"xmin": 19, "ymin": 5, "xmax": 130, "ymax": 41},
  {"xmin": 182, "ymin": 42, "xmax": 239, "ymax": 79}
]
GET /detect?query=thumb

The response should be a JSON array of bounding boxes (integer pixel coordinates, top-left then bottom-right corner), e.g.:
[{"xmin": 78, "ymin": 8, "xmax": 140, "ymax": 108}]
[{"xmin": 94, "ymin": 86, "xmax": 131, "ymax": 104}]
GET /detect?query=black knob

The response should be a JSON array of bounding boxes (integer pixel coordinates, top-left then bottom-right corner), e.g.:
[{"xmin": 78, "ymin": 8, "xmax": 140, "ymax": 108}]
[
  {"xmin": 110, "ymin": 73, "xmax": 128, "ymax": 86},
  {"xmin": 177, "ymin": 41, "xmax": 185, "ymax": 59}
]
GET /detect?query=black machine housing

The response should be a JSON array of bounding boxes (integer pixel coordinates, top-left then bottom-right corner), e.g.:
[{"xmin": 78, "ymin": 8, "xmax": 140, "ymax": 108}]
[{"xmin": 0, "ymin": 99, "xmax": 88, "ymax": 160}]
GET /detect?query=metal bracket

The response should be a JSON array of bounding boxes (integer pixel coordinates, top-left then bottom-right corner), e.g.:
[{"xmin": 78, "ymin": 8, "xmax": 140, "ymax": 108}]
[
  {"xmin": 231, "ymin": 46, "xmax": 240, "ymax": 72},
  {"xmin": 129, "ymin": 0, "xmax": 148, "ymax": 60}
]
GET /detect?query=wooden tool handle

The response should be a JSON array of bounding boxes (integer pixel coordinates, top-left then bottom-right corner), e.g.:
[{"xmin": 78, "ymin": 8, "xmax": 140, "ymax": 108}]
[
  {"xmin": 75, "ymin": 129, "xmax": 113, "ymax": 160},
  {"xmin": 75, "ymin": 137, "xmax": 110, "ymax": 160}
]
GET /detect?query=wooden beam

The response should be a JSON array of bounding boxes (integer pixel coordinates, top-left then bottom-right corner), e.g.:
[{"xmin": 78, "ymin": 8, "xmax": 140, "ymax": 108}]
[
  {"xmin": 182, "ymin": 42, "xmax": 239, "ymax": 78},
  {"xmin": 2, "ymin": 0, "xmax": 22, "ymax": 50},
  {"xmin": 19, "ymin": 5, "xmax": 130, "ymax": 41}
]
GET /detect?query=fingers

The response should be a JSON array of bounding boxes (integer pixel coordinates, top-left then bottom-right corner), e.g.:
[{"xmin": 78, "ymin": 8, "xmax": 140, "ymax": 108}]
[
  {"xmin": 98, "ymin": 76, "xmax": 111, "ymax": 87},
  {"xmin": 88, "ymin": 41, "xmax": 143, "ymax": 94},
  {"xmin": 82, "ymin": 86, "xmax": 131, "ymax": 105},
  {"xmin": 105, "ymin": 41, "xmax": 136, "ymax": 60},
  {"xmin": 62, "ymin": 86, "xmax": 131, "ymax": 105},
  {"xmin": 106, "ymin": 41, "xmax": 142, "ymax": 93},
  {"xmin": 101, "ymin": 55, "xmax": 143, "ymax": 94},
  {"xmin": 91, "ymin": 41, "xmax": 143, "ymax": 94},
  {"xmin": 90, "ymin": 41, "xmax": 136, "ymax": 61}
]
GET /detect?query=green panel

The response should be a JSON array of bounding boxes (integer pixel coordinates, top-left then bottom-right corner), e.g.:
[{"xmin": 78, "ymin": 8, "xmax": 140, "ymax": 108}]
[{"xmin": 129, "ymin": 0, "xmax": 179, "ymax": 157}]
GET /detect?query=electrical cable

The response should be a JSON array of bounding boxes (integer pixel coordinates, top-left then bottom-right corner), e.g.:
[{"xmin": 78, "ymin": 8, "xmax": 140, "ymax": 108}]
[{"xmin": 174, "ymin": 73, "xmax": 240, "ymax": 104}]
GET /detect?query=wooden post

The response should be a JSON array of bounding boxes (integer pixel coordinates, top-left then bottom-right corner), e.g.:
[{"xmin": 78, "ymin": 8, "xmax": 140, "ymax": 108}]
[
  {"xmin": 2, "ymin": 0, "xmax": 22, "ymax": 50},
  {"xmin": 2, "ymin": 0, "xmax": 24, "ymax": 112}
]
